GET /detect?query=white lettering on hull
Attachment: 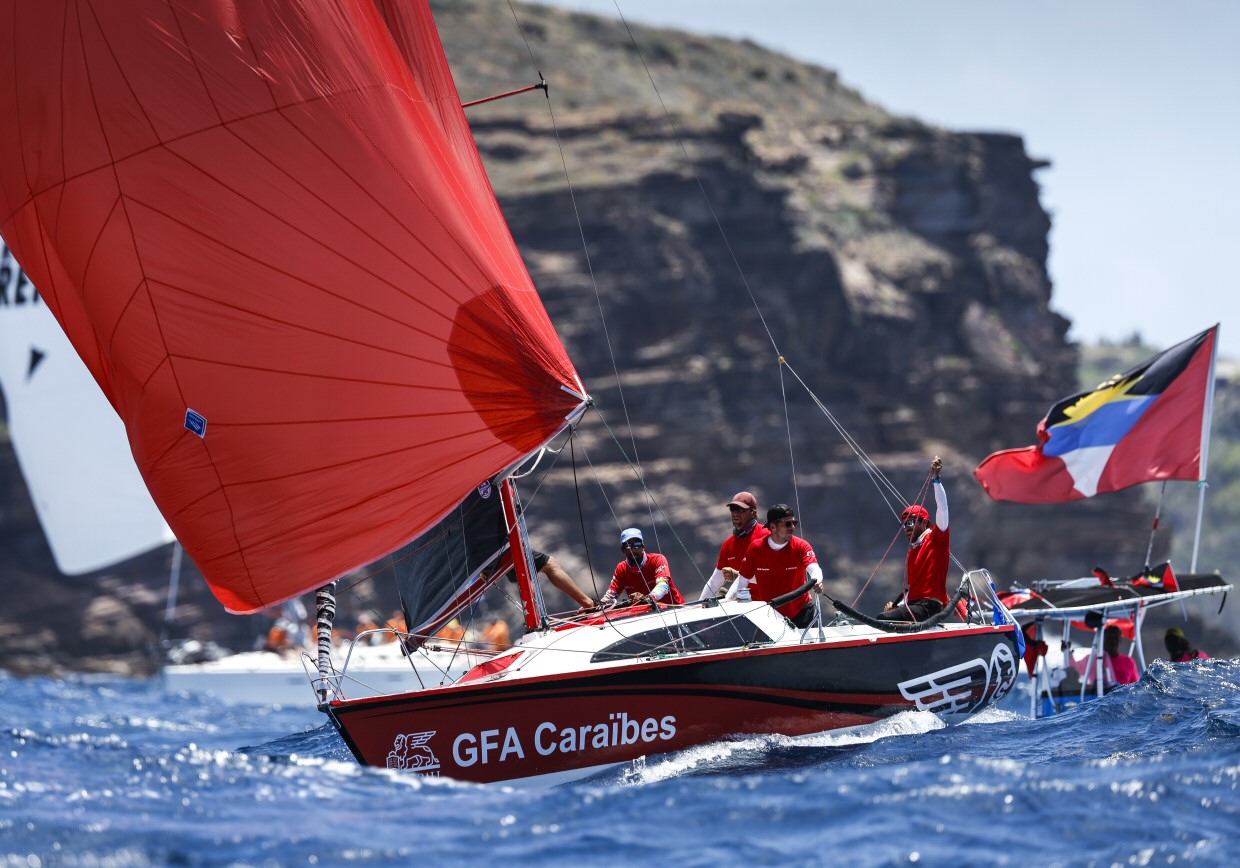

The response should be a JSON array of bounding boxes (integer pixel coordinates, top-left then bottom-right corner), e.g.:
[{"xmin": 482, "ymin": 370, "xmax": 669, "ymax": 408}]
[{"xmin": 423, "ymin": 712, "xmax": 678, "ymax": 770}]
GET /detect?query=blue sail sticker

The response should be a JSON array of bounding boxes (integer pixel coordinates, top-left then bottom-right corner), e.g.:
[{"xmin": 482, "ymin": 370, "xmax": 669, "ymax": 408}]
[{"xmin": 185, "ymin": 408, "xmax": 208, "ymax": 438}]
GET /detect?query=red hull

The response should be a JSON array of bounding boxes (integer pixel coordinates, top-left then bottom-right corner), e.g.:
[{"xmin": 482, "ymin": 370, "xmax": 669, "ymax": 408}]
[{"xmin": 326, "ymin": 626, "xmax": 1018, "ymax": 783}]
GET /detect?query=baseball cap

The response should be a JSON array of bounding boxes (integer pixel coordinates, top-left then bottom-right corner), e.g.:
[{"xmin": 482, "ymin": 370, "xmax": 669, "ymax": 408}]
[
  {"xmin": 901, "ymin": 504, "xmax": 930, "ymax": 522},
  {"xmin": 766, "ymin": 504, "xmax": 795, "ymax": 525},
  {"xmin": 620, "ymin": 527, "xmax": 643, "ymax": 545},
  {"xmin": 727, "ymin": 491, "xmax": 758, "ymax": 511}
]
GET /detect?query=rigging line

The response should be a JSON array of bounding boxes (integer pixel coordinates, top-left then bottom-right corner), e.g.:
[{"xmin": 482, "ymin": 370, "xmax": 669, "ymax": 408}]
[
  {"xmin": 571, "ymin": 408, "xmax": 703, "ymax": 638},
  {"xmin": 570, "ymin": 434, "xmax": 604, "ymax": 602},
  {"xmin": 610, "ymin": 0, "xmax": 782, "ymax": 358},
  {"xmin": 548, "ymin": 435, "xmax": 638, "ymax": 635},
  {"xmin": 611, "ymin": 3, "xmax": 947, "ymax": 558},
  {"xmin": 782, "ymin": 359, "xmax": 911, "ymax": 514},
  {"xmin": 593, "ymin": 406, "xmax": 708, "ymax": 583},
  {"xmin": 505, "ymin": 0, "xmax": 659, "ymax": 545},
  {"xmin": 572, "ymin": 411, "xmax": 694, "ymax": 642},
  {"xmin": 613, "ymin": 1, "xmax": 921, "ymax": 566},
  {"xmin": 777, "ymin": 358, "xmax": 802, "ymax": 523},
  {"xmin": 851, "ymin": 523, "xmax": 908, "ymax": 607},
  {"xmin": 577, "ymin": 438, "xmax": 622, "ymax": 527}
]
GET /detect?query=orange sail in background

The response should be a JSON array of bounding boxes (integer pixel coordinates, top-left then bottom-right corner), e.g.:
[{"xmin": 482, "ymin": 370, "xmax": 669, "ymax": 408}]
[{"xmin": 0, "ymin": 0, "xmax": 585, "ymax": 611}]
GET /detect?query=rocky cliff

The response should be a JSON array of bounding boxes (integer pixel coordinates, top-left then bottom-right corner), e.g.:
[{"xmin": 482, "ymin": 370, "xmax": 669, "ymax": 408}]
[{"xmin": 0, "ymin": 0, "xmax": 1228, "ymax": 674}]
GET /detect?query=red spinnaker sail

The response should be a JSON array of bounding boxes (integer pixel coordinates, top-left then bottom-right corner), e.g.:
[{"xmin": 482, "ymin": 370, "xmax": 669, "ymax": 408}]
[{"xmin": 0, "ymin": 0, "xmax": 585, "ymax": 611}]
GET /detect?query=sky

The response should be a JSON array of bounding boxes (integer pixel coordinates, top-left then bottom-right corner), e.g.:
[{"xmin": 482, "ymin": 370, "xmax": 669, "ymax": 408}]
[{"xmin": 548, "ymin": 1, "xmax": 1239, "ymax": 359}]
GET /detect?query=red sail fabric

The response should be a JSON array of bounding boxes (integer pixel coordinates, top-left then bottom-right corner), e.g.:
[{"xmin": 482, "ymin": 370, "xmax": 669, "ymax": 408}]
[
  {"xmin": 0, "ymin": 0, "xmax": 584, "ymax": 611},
  {"xmin": 974, "ymin": 327, "xmax": 1217, "ymax": 503}
]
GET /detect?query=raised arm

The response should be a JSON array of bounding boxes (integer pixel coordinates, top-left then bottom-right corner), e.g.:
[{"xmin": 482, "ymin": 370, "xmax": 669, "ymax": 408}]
[{"xmin": 931, "ymin": 456, "xmax": 948, "ymax": 531}]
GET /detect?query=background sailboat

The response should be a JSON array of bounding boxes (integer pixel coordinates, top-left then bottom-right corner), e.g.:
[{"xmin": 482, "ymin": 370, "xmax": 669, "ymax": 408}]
[{"xmin": 0, "ymin": 243, "xmax": 173, "ymax": 576}]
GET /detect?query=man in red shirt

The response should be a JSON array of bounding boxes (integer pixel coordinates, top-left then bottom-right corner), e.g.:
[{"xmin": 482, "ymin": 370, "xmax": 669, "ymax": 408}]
[
  {"xmin": 602, "ymin": 527, "xmax": 685, "ymax": 607},
  {"xmin": 878, "ymin": 456, "xmax": 950, "ymax": 622},
  {"xmin": 734, "ymin": 504, "xmax": 823, "ymax": 628},
  {"xmin": 698, "ymin": 490, "xmax": 771, "ymax": 600}
]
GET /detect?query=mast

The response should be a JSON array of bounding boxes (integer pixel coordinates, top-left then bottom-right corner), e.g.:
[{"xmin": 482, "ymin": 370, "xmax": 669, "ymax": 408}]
[{"xmin": 499, "ymin": 478, "xmax": 547, "ymax": 633}]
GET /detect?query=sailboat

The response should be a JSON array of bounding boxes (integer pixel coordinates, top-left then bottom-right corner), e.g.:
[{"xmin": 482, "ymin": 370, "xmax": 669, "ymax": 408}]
[
  {"xmin": 0, "ymin": 0, "xmax": 1019, "ymax": 784},
  {"xmin": 976, "ymin": 326, "xmax": 1231, "ymax": 718}
]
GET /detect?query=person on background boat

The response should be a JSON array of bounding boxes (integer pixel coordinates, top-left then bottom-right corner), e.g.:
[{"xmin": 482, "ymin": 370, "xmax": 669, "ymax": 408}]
[
  {"xmin": 732, "ymin": 504, "xmax": 823, "ymax": 628},
  {"xmin": 479, "ymin": 618, "xmax": 513, "ymax": 652},
  {"xmin": 1096, "ymin": 624, "xmax": 1140, "ymax": 690},
  {"xmin": 601, "ymin": 528, "xmax": 685, "ymax": 607},
  {"xmin": 261, "ymin": 597, "xmax": 310, "ymax": 654},
  {"xmin": 434, "ymin": 618, "xmax": 466, "ymax": 647},
  {"xmin": 1165, "ymin": 627, "xmax": 1209, "ymax": 662},
  {"xmin": 698, "ymin": 490, "xmax": 771, "ymax": 600},
  {"xmin": 354, "ymin": 611, "xmax": 383, "ymax": 645},
  {"xmin": 878, "ymin": 456, "xmax": 950, "ymax": 622}
]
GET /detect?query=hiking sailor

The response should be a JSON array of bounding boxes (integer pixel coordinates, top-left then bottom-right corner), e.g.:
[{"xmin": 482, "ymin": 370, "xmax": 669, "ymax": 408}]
[{"xmin": 878, "ymin": 456, "xmax": 950, "ymax": 622}]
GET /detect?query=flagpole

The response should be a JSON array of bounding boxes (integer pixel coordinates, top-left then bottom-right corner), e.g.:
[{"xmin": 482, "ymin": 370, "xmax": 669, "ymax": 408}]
[
  {"xmin": 1143, "ymin": 481, "xmax": 1165, "ymax": 572},
  {"xmin": 1190, "ymin": 325, "xmax": 1220, "ymax": 573}
]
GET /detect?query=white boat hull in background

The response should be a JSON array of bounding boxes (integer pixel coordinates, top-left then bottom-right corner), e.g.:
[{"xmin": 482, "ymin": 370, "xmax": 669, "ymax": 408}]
[{"xmin": 163, "ymin": 643, "xmax": 475, "ymax": 708}]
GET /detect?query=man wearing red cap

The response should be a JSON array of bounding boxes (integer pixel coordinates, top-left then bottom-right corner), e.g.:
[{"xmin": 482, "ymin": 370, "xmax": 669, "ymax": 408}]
[
  {"xmin": 879, "ymin": 456, "xmax": 950, "ymax": 621},
  {"xmin": 698, "ymin": 491, "xmax": 771, "ymax": 600}
]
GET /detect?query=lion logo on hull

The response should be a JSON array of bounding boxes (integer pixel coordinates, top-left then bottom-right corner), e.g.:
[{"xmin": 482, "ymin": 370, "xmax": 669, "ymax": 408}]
[{"xmin": 387, "ymin": 731, "xmax": 440, "ymax": 775}]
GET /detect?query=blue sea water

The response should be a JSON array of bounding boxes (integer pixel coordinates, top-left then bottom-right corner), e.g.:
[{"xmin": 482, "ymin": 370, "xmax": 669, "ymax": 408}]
[{"xmin": 2, "ymin": 660, "xmax": 1238, "ymax": 867}]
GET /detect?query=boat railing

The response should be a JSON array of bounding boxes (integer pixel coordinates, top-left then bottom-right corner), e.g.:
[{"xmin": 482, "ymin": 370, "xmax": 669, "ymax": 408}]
[{"xmin": 307, "ymin": 627, "xmax": 505, "ymax": 702}]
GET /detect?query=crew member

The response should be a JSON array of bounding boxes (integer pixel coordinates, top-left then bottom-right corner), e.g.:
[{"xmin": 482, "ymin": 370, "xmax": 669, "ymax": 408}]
[
  {"xmin": 698, "ymin": 491, "xmax": 771, "ymax": 600},
  {"xmin": 1165, "ymin": 627, "xmax": 1209, "ymax": 662},
  {"xmin": 602, "ymin": 528, "xmax": 685, "ymax": 606},
  {"xmin": 733, "ymin": 504, "xmax": 823, "ymax": 629},
  {"xmin": 532, "ymin": 551, "xmax": 597, "ymax": 610},
  {"xmin": 879, "ymin": 456, "xmax": 950, "ymax": 622}
]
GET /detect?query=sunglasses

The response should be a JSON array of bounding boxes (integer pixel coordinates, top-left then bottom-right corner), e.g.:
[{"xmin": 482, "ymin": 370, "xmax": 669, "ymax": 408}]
[
  {"xmin": 779, "ymin": 519, "xmax": 797, "ymax": 528},
  {"xmin": 622, "ymin": 540, "xmax": 644, "ymax": 549},
  {"xmin": 728, "ymin": 505, "xmax": 752, "ymax": 513},
  {"xmin": 903, "ymin": 519, "xmax": 920, "ymax": 528}
]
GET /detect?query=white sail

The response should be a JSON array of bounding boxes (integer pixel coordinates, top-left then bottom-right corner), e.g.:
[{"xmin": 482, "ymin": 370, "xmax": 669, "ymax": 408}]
[{"xmin": 0, "ymin": 243, "xmax": 173, "ymax": 574}]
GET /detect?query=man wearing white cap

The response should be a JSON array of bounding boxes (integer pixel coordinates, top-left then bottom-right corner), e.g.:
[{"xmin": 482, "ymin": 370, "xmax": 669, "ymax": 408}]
[
  {"xmin": 698, "ymin": 491, "xmax": 770, "ymax": 600},
  {"xmin": 601, "ymin": 527, "xmax": 684, "ymax": 607}
]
